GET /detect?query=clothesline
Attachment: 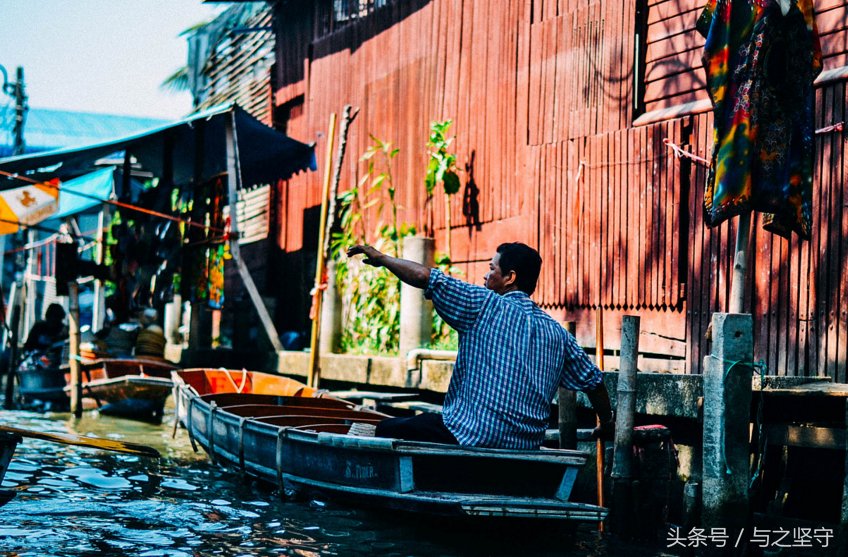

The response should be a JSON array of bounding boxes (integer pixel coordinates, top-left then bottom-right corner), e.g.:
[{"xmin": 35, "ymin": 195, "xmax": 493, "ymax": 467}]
[
  {"xmin": 663, "ymin": 138, "xmax": 711, "ymax": 167},
  {"xmin": 663, "ymin": 121, "xmax": 845, "ymax": 169},
  {"xmin": 0, "ymin": 169, "xmax": 227, "ymax": 235},
  {"xmin": 815, "ymin": 121, "xmax": 844, "ymax": 135}
]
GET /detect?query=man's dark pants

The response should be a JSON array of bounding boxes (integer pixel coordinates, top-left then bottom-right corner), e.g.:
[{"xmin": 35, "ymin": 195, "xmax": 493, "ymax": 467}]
[{"xmin": 375, "ymin": 413, "xmax": 458, "ymax": 444}]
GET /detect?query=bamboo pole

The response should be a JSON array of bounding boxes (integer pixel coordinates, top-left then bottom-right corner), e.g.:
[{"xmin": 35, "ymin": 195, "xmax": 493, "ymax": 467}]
[
  {"xmin": 307, "ymin": 113, "xmax": 338, "ymax": 389},
  {"xmin": 595, "ymin": 306, "xmax": 605, "ymax": 532}
]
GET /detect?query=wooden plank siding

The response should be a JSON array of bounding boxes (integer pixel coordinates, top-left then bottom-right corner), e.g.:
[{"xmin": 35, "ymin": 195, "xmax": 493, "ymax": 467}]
[
  {"xmin": 197, "ymin": 6, "xmax": 276, "ymax": 125},
  {"xmin": 267, "ymin": 0, "xmax": 848, "ymax": 379}
]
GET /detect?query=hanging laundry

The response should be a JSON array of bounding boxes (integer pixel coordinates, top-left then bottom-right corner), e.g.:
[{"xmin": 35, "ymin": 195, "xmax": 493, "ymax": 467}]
[
  {"xmin": 207, "ymin": 243, "xmax": 225, "ymax": 310},
  {"xmin": 697, "ymin": 0, "xmax": 821, "ymax": 239}
]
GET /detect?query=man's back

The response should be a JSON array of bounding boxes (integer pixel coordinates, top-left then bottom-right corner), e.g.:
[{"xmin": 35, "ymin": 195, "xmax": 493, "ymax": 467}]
[{"xmin": 426, "ymin": 270, "xmax": 602, "ymax": 449}]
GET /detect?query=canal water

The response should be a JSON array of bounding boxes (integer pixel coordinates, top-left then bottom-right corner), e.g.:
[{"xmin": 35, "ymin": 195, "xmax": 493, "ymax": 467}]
[{"xmin": 0, "ymin": 409, "xmax": 675, "ymax": 557}]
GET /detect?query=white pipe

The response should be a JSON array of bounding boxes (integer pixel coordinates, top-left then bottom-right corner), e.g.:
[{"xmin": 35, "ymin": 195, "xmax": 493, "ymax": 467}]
[
  {"xmin": 405, "ymin": 349, "xmax": 457, "ymax": 388},
  {"xmin": 405, "ymin": 348, "xmax": 457, "ymax": 372}
]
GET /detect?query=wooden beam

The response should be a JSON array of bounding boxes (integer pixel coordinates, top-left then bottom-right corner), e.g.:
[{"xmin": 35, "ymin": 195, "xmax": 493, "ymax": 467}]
[
  {"xmin": 764, "ymin": 424, "xmax": 846, "ymax": 450},
  {"xmin": 225, "ymin": 111, "xmax": 283, "ymax": 353}
]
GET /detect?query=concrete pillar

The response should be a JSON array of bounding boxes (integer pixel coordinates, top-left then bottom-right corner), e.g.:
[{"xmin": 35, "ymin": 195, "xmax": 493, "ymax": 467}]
[
  {"xmin": 399, "ymin": 236, "xmax": 435, "ymax": 358},
  {"xmin": 702, "ymin": 313, "xmax": 753, "ymax": 534},
  {"xmin": 319, "ymin": 259, "xmax": 342, "ymax": 354},
  {"xmin": 611, "ymin": 315, "xmax": 639, "ymax": 537},
  {"xmin": 163, "ymin": 294, "xmax": 182, "ymax": 344}
]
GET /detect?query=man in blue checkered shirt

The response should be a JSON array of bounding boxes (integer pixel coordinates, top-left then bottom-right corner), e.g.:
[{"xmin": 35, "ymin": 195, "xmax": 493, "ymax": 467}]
[{"xmin": 347, "ymin": 241, "xmax": 614, "ymax": 449}]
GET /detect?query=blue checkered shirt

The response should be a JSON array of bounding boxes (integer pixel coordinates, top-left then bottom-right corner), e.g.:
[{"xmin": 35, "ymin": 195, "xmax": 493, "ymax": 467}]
[{"xmin": 425, "ymin": 269, "xmax": 603, "ymax": 449}]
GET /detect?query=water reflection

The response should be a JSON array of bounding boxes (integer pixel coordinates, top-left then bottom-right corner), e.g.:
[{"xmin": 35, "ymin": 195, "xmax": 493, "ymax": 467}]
[{"xmin": 0, "ymin": 409, "xmax": 671, "ymax": 557}]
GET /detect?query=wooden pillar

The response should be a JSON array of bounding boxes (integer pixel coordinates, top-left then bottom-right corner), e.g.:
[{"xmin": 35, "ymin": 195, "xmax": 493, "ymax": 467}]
[
  {"xmin": 3, "ymin": 283, "xmax": 21, "ymax": 409},
  {"xmin": 92, "ymin": 207, "xmax": 108, "ymax": 331},
  {"xmin": 225, "ymin": 111, "xmax": 283, "ymax": 353},
  {"xmin": 68, "ymin": 282, "xmax": 82, "ymax": 417},
  {"xmin": 558, "ymin": 321, "xmax": 578, "ymax": 450}
]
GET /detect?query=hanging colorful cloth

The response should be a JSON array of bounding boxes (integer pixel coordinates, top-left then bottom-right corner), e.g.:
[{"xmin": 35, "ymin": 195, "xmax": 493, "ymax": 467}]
[
  {"xmin": 207, "ymin": 243, "xmax": 225, "ymax": 309},
  {"xmin": 697, "ymin": 0, "xmax": 821, "ymax": 239}
]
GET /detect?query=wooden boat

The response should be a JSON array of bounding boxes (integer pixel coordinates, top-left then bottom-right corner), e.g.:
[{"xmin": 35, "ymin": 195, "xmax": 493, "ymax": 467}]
[
  {"xmin": 0, "ymin": 431, "xmax": 21, "ymax": 507},
  {"xmin": 16, "ymin": 350, "xmax": 68, "ymax": 406},
  {"xmin": 173, "ymin": 368, "xmax": 608, "ymax": 523},
  {"xmin": 68, "ymin": 358, "xmax": 179, "ymax": 422}
]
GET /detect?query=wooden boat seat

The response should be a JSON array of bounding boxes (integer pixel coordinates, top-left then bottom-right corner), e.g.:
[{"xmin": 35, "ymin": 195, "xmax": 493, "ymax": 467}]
[
  {"xmin": 200, "ymin": 393, "xmax": 355, "ymax": 409},
  {"xmin": 242, "ymin": 415, "xmax": 358, "ymax": 428},
  {"xmin": 220, "ymin": 404, "xmax": 385, "ymax": 421},
  {"xmin": 291, "ymin": 424, "xmax": 353, "ymax": 434},
  {"xmin": 257, "ymin": 414, "xmax": 383, "ymax": 426}
]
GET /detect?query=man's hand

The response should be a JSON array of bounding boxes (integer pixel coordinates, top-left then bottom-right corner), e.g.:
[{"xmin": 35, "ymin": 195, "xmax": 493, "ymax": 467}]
[{"xmin": 346, "ymin": 245, "xmax": 386, "ymax": 267}]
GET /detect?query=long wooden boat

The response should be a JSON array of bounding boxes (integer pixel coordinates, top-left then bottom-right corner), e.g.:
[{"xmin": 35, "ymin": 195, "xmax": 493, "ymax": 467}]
[
  {"xmin": 0, "ymin": 431, "xmax": 21, "ymax": 507},
  {"xmin": 68, "ymin": 358, "xmax": 179, "ymax": 422},
  {"xmin": 173, "ymin": 369, "xmax": 607, "ymax": 522}
]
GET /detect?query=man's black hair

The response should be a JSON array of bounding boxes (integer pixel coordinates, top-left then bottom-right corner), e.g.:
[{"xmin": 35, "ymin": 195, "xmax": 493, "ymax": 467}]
[
  {"xmin": 496, "ymin": 242, "xmax": 542, "ymax": 295},
  {"xmin": 45, "ymin": 303, "xmax": 66, "ymax": 321}
]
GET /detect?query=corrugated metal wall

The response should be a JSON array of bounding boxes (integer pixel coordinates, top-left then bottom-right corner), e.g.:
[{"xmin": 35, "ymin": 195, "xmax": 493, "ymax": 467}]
[{"xmin": 271, "ymin": 0, "xmax": 848, "ymax": 379}]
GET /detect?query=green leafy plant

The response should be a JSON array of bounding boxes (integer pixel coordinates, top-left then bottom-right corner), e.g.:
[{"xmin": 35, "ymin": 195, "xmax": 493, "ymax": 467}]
[
  {"xmin": 425, "ymin": 120, "xmax": 461, "ymax": 260},
  {"xmin": 330, "ymin": 136, "xmax": 415, "ymax": 355}
]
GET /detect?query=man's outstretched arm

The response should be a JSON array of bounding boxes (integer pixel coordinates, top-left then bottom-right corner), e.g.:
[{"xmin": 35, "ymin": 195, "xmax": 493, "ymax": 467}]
[{"xmin": 346, "ymin": 245, "xmax": 430, "ymax": 289}]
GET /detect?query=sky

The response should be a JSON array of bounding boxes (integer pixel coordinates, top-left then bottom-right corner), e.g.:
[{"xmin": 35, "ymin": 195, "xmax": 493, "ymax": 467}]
[{"xmin": 0, "ymin": 1, "xmax": 223, "ymax": 120}]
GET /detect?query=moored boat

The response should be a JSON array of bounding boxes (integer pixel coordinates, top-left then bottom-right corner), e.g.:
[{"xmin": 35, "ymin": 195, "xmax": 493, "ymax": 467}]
[
  {"xmin": 173, "ymin": 369, "xmax": 608, "ymax": 523},
  {"xmin": 16, "ymin": 349, "xmax": 68, "ymax": 408},
  {"xmin": 69, "ymin": 358, "xmax": 179, "ymax": 422}
]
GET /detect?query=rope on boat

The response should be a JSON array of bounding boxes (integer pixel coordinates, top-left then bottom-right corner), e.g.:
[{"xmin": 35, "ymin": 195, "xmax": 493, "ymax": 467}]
[{"xmin": 223, "ymin": 369, "xmax": 248, "ymax": 393}]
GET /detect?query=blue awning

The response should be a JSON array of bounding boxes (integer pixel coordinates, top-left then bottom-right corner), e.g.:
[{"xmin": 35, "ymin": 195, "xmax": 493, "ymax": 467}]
[
  {"xmin": 54, "ymin": 167, "xmax": 114, "ymax": 219},
  {"xmin": 0, "ymin": 103, "xmax": 316, "ymax": 189}
]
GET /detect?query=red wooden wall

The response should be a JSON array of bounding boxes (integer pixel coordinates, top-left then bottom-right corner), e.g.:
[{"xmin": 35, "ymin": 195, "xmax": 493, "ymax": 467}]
[{"xmin": 270, "ymin": 0, "xmax": 848, "ymax": 380}]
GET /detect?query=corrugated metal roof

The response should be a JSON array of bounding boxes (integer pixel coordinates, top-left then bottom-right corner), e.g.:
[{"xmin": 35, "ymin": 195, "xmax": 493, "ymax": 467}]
[
  {"xmin": 0, "ymin": 103, "xmax": 316, "ymax": 188},
  {"xmin": 0, "ymin": 108, "xmax": 168, "ymax": 157}
]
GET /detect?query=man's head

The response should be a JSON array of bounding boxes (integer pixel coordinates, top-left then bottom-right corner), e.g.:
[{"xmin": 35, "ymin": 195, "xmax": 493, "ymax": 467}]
[
  {"xmin": 45, "ymin": 303, "xmax": 66, "ymax": 325},
  {"xmin": 484, "ymin": 242, "xmax": 542, "ymax": 295}
]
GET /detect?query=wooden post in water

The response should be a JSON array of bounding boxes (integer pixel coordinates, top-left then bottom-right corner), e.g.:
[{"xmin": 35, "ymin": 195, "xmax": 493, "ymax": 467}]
[
  {"xmin": 558, "ymin": 321, "xmax": 578, "ymax": 450},
  {"xmin": 595, "ymin": 308, "xmax": 605, "ymax": 532},
  {"xmin": 68, "ymin": 281, "xmax": 82, "ymax": 417},
  {"xmin": 3, "ymin": 283, "xmax": 21, "ymax": 409},
  {"xmin": 611, "ymin": 315, "xmax": 640, "ymax": 536}
]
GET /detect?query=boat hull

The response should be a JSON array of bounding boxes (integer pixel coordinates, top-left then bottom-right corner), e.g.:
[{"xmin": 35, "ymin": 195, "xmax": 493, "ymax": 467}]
[
  {"xmin": 70, "ymin": 359, "xmax": 178, "ymax": 422},
  {"xmin": 0, "ymin": 431, "xmax": 21, "ymax": 507},
  {"xmin": 17, "ymin": 366, "xmax": 68, "ymax": 403},
  {"xmin": 172, "ymin": 369, "xmax": 608, "ymax": 523}
]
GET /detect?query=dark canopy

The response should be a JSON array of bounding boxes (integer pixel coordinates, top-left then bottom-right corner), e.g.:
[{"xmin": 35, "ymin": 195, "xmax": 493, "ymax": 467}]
[{"xmin": 0, "ymin": 103, "xmax": 315, "ymax": 188}]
